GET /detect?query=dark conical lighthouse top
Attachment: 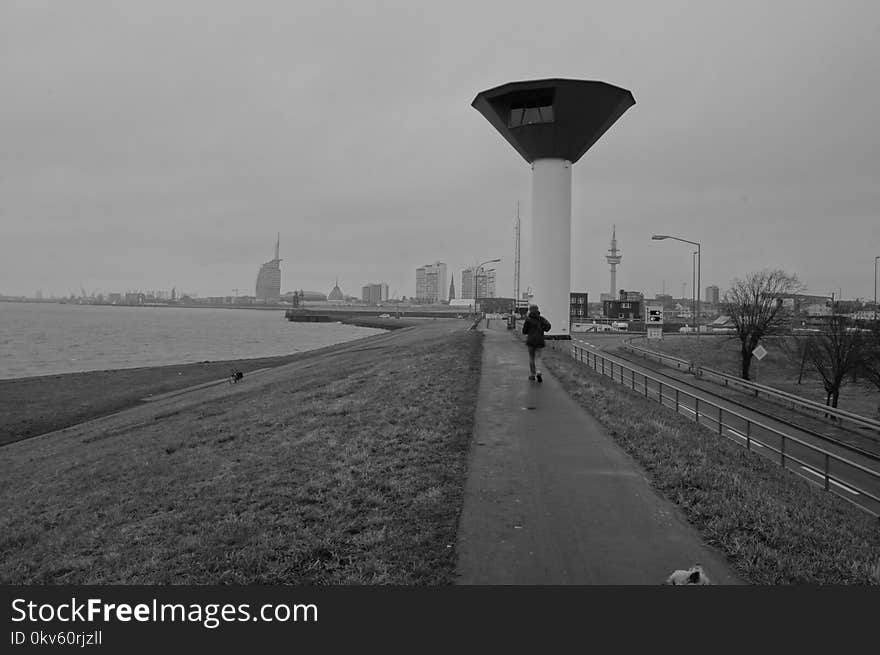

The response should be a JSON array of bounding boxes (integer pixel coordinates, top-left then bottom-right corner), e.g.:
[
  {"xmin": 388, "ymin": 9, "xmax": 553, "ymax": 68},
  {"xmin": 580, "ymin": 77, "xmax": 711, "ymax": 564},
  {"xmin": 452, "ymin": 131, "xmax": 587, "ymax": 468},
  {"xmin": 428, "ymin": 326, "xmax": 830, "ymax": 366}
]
[{"xmin": 471, "ymin": 78, "xmax": 635, "ymax": 164}]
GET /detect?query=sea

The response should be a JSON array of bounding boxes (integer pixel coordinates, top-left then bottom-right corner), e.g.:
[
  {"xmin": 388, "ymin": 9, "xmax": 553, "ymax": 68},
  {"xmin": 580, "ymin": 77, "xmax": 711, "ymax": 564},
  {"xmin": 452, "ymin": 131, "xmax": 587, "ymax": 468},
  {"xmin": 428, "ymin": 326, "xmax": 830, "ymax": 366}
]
[{"xmin": 0, "ymin": 302, "xmax": 386, "ymax": 380}]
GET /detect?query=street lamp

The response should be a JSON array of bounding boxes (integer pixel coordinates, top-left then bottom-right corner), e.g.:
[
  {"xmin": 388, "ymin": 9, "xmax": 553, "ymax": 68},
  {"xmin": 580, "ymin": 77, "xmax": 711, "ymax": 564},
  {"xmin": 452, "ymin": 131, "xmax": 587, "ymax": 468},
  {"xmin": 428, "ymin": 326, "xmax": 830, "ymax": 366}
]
[
  {"xmin": 692, "ymin": 250, "xmax": 698, "ymax": 329},
  {"xmin": 474, "ymin": 258, "xmax": 500, "ymax": 316},
  {"xmin": 653, "ymin": 235, "xmax": 701, "ymax": 333},
  {"xmin": 653, "ymin": 234, "xmax": 702, "ymax": 369},
  {"xmin": 874, "ymin": 256, "xmax": 879, "ymax": 321}
]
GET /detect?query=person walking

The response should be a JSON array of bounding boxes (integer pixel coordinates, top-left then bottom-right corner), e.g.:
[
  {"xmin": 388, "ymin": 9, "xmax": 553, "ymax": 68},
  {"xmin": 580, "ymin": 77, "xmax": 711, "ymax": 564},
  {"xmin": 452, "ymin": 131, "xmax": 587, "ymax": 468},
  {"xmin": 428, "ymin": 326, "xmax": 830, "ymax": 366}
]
[{"xmin": 522, "ymin": 304, "xmax": 551, "ymax": 382}]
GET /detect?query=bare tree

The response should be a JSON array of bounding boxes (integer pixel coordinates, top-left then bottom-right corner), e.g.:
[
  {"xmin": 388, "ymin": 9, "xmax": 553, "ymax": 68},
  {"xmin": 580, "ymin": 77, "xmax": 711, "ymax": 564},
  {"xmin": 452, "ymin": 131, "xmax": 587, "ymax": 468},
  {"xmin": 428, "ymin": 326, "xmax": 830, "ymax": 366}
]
[
  {"xmin": 723, "ymin": 269, "xmax": 803, "ymax": 380},
  {"xmin": 803, "ymin": 316, "xmax": 868, "ymax": 408}
]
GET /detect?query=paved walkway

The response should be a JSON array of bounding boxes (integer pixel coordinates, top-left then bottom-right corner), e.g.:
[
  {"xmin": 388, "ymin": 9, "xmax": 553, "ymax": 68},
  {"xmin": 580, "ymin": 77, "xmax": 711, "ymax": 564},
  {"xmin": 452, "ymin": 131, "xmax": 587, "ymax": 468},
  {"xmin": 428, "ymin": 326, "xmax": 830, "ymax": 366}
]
[{"xmin": 455, "ymin": 322, "xmax": 743, "ymax": 585}]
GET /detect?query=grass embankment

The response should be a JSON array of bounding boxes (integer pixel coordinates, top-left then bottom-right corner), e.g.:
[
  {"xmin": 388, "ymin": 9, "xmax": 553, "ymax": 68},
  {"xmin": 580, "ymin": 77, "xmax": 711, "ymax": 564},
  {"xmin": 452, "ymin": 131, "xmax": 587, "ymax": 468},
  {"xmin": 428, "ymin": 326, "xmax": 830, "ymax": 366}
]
[
  {"xmin": 647, "ymin": 334, "xmax": 879, "ymax": 418},
  {"xmin": 0, "ymin": 323, "xmax": 425, "ymax": 447},
  {"xmin": 0, "ymin": 356, "xmax": 299, "ymax": 447},
  {"xmin": 541, "ymin": 343, "xmax": 880, "ymax": 584},
  {"xmin": 0, "ymin": 326, "xmax": 482, "ymax": 584}
]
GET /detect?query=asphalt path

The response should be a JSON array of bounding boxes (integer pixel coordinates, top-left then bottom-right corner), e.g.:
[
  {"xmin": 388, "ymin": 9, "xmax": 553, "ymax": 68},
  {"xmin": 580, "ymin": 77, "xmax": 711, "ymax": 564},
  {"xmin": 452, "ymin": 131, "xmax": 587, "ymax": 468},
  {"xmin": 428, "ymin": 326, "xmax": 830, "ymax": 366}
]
[
  {"xmin": 570, "ymin": 337, "xmax": 880, "ymax": 518},
  {"xmin": 456, "ymin": 325, "xmax": 743, "ymax": 584}
]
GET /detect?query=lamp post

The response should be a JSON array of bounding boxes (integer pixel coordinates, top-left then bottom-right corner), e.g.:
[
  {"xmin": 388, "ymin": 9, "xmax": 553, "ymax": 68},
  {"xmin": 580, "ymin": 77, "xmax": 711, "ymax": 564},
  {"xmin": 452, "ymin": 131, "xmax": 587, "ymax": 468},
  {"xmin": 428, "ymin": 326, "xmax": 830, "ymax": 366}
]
[
  {"xmin": 653, "ymin": 234, "xmax": 701, "ymax": 368},
  {"xmin": 474, "ymin": 258, "xmax": 500, "ymax": 316},
  {"xmin": 692, "ymin": 250, "xmax": 698, "ymax": 329},
  {"xmin": 653, "ymin": 235, "xmax": 701, "ymax": 331},
  {"xmin": 874, "ymin": 256, "xmax": 879, "ymax": 321}
]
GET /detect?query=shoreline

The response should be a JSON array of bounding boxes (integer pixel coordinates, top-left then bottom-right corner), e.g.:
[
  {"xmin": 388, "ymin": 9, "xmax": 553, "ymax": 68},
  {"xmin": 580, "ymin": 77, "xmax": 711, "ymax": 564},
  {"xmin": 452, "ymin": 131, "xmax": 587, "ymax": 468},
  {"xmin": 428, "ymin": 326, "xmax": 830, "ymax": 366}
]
[
  {"xmin": 0, "ymin": 319, "xmax": 430, "ymax": 447},
  {"xmin": 0, "ymin": 317, "xmax": 450, "ymax": 446},
  {"xmin": 1, "ymin": 316, "xmax": 424, "ymax": 384}
]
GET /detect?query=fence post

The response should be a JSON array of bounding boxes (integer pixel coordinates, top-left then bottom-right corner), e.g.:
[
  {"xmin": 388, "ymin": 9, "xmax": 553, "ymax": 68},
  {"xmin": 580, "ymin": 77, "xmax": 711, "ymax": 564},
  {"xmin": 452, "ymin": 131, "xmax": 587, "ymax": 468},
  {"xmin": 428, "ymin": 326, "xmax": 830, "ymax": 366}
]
[
  {"xmin": 781, "ymin": 436, "xmax": 786, "ymax": 467},
  {"xmin": 695, "ymin": 397, "xmax": 700, "ymax": 424},
  {"xmin": 659, "ymin": 382, "xmax": 663, "ymax": 406},
  {"xmin": 746, "ymin": 421, "xmax": 751, "ymax": 451},
  {"xmin": 718, "ymin": 406, "xmax": 723, "ymax": 435},
  {"xmin": 824, "ymin": 453, "xmax": 830, "ymax": 491}
]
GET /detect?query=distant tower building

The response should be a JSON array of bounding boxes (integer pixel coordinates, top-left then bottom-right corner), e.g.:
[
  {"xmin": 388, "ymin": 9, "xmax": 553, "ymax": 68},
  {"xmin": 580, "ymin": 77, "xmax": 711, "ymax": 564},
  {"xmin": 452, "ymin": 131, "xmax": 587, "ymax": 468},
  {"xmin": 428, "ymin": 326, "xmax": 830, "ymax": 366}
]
[
  {"xmin": 605, "ymin": 225, "xmax": 622, "ymax": 300},
  {"xmin": 705, "ymin": 285, "xmax": 720, "ymax": 305},
  {"xmin": 449, "ymin": 277, "xmax": 455, "ymax": 301},
  {"xmin": 415, "ymin": 262, "xmax": 447, "ymax": 303},
  {"xmin": 462, "ymin": 265, "xmax": 496, "ymax": 299},
  {"xmin": 461, "ymin": 268, "xmax": 473, "ymax": 300},
  {"xmin": 255, "ymin": 233, "xmax": 282, "ymax": 303},
  {"xmin": 328, "ymin": 278, "xmax": 344, "ymax": 302},
  {"xmin": 480, "ymin": 268, "xmax": 497, "ymax": 298}
]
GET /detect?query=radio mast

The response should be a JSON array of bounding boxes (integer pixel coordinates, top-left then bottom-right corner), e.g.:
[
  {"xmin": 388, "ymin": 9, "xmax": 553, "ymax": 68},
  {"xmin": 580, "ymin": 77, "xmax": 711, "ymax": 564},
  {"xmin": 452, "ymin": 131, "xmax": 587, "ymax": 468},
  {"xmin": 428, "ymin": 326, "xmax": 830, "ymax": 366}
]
[
  {"xmin": 514, "ymin": 201, "xmax": 521, "ymax": 303},
  {"xmin": 605, "ymin": 224, "xmax": 622, "ymax": 298}
]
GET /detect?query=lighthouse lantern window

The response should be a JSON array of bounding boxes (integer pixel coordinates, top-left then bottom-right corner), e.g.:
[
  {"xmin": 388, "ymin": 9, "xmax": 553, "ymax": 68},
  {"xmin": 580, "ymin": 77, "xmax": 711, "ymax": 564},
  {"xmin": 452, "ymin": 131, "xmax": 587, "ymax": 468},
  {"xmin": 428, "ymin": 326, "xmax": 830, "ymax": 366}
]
[{"xmin": 508, "ymin": 95, "xmax": 555, "ymax": 128}]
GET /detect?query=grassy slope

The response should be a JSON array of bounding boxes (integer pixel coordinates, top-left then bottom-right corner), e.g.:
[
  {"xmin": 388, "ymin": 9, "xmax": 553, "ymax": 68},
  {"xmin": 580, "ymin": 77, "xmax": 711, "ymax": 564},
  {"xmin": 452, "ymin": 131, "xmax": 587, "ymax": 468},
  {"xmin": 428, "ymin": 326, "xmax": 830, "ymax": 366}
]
[
  {"xmin": 0, "ymin": 327, "xmax": 482, "ymax": 584},
  {"xmin": 647, "ymin": 334, "xmax": 879, "ymax": 417},
  {"xmin": 541, "ymin": 343, "xmax": 880, "ymax": 585},
  {"xmin": 0, "ymin": 319, "xmax": 426, "ymax": 447}
]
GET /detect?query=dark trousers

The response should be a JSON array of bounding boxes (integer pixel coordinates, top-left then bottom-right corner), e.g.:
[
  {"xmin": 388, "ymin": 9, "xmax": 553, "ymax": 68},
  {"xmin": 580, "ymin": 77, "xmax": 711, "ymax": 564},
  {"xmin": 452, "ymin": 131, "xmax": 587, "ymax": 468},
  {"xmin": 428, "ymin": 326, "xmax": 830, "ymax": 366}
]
[{"xmin": 527, "ymin": 345, "xmax": 541, "ymax": 376}]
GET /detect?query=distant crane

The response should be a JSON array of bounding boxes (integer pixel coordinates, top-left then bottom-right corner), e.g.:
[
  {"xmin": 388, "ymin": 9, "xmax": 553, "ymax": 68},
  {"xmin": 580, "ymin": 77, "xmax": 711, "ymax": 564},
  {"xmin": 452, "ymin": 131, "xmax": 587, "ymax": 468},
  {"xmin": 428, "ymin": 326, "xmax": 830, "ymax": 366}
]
[{"xmin": 391, "ymin": 288, "xmax": 401, "ymax": 318}]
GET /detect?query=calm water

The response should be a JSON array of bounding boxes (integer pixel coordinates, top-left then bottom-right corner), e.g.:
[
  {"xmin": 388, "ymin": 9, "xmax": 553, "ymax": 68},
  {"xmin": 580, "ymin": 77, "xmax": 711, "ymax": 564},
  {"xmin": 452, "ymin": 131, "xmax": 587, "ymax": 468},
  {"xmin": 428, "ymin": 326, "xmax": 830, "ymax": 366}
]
[{"xmin": 0, "ymin": 302, "xmax": 385, "ymax": 380}]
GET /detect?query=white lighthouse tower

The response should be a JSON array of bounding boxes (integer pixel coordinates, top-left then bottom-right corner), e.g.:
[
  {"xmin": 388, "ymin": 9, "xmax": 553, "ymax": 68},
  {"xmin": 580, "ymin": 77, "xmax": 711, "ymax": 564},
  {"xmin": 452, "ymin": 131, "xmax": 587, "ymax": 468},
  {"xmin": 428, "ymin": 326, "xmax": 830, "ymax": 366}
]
[{"xmin": 472, "ymin": 79, "xmax": 635, "ymax": 339}]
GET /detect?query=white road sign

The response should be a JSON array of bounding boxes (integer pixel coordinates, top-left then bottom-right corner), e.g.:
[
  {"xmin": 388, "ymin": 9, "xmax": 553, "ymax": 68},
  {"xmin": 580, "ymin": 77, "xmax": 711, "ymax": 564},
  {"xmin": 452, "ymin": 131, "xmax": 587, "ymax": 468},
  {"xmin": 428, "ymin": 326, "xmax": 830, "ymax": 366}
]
[{"xmin": 752, "ymin": 344, "xmax": 767, "ymax": 360}]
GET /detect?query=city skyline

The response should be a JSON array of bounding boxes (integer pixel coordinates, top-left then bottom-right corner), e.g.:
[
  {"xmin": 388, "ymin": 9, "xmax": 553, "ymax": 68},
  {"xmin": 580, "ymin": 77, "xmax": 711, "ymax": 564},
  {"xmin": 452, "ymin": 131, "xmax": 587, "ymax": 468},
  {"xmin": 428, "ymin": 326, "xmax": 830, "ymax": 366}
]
[{"xmin": 2, "ymin": 2, "xmax": 878, "ymax": 303}]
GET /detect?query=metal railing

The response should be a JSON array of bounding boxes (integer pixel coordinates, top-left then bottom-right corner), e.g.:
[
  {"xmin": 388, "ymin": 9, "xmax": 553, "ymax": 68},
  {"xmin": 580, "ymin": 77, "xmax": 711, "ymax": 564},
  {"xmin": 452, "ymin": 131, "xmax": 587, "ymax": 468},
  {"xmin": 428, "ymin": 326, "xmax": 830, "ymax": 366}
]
[
  {"xmin": 569, "ymin": 342, "xmax": 880, "ymax": 519},
  {"xmin": 620, "ymin": 337, "xmax": 880, "ymax": 434}
]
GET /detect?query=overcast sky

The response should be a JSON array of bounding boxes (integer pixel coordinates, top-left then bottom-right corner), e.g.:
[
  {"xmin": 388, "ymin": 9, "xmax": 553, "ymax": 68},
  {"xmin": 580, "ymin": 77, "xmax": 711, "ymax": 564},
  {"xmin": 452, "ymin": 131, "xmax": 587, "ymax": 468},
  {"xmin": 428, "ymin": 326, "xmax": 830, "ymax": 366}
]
[{"xmin": 2, "ymin": 0, "xmax": 879, "ymax": 301}]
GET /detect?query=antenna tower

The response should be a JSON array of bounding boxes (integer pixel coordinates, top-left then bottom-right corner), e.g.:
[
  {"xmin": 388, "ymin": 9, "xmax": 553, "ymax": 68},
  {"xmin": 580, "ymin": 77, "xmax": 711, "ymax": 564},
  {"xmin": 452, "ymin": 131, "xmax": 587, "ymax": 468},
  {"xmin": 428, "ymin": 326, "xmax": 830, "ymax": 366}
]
[
  {"xmin": 514, "ymin": 201, "xmax": 521, "ymax": 302},
  {"xmin": 605, "ymin": 225, "xmax": 622, "ymax": 298}
]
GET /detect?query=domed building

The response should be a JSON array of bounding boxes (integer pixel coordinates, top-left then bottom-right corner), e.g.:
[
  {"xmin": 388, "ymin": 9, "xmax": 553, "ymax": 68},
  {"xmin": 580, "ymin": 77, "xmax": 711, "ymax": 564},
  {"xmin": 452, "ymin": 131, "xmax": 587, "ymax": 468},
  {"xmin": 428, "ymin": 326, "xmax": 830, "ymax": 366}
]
[{"xmin": 328, "ymin": 278, "xmax": 344, "ymax": 303}]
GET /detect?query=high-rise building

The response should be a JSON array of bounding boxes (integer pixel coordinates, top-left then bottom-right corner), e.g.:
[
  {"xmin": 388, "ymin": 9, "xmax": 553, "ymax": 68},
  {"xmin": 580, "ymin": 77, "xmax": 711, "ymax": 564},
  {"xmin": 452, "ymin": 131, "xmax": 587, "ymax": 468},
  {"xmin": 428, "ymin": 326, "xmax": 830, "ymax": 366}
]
[
  {"xmin": 415, "ymin": 262, "xmax": 447, "ymax": 303},
  {"xmin": 705, "ymin": 285, "xmax": 720, "ymax": 305},
  {"xmin": 361, "ymin": 283, "xmax": 389, "ymax": 305},
  {"xmin": 449, "ymin": 277, "xmax": 455, "ymax": 301},
  {"xmin": 461, "ymin": 265, "xmax": 497, "ymax": 299},
  {"xmin": 255, "ymin": 233, "xmax": 282, "ymax": 303}
]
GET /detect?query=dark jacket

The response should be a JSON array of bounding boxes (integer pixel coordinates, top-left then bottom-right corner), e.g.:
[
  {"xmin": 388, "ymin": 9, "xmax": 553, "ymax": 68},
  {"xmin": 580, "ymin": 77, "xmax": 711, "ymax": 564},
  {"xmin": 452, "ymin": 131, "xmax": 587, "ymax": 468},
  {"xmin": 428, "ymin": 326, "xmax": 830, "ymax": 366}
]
[{"xmin": 522, "ymin": 311, "xmax": 551, "ymax": 348}]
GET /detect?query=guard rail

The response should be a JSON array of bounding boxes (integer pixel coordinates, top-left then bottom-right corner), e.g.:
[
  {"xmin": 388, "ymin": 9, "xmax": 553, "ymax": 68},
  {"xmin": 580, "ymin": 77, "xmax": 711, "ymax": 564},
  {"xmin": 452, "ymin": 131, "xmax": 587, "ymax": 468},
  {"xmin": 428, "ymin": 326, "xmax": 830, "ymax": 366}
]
[
  {"xmin": 570, "ymin": 342, "xmax": 880, "ymax": 519},
  {"xmin": 621, "ymin": 337, "xmax": 880, "ymax": 434}
]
